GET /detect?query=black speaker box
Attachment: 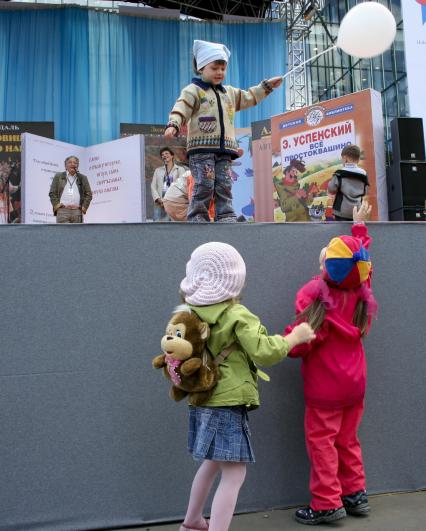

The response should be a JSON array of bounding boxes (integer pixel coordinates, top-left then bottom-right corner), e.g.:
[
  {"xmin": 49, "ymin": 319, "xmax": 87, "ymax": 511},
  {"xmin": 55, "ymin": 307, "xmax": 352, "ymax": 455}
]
[
  {"xmin": 389, "ymin": 207, "xmax": 426, "ymax": 221},
  {"xmin": 387, "ymin": 161, "xmax": 426, "ymax": 212},
  {"xmin": 391, "ymin": 117, "xmax": 425, "ymax": 162}
]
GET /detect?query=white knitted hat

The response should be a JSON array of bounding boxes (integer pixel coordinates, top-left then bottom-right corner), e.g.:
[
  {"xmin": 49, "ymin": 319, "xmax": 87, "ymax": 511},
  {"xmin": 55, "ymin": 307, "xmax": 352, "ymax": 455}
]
[
  {"xmin": 193, "ymin": 40, "xmax": 231, "ymax": 70},
  {"xmin": 180, "ymin": 242, "xmax": 246, "ymax": 306}
]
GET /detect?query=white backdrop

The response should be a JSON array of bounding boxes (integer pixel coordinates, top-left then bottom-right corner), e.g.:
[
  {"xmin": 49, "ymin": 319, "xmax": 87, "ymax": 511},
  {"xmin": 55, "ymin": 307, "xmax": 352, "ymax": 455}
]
[
  {"xmin": 21, "ymin": 134, "xmax": 83, "ymax": 224},
  {"xmin": 401, "ymin": 0, "xmax": 426, "ymax": 149},
  {"xmin": 21, "ymin": 133, "xmax": 145, "ymax": 223}
]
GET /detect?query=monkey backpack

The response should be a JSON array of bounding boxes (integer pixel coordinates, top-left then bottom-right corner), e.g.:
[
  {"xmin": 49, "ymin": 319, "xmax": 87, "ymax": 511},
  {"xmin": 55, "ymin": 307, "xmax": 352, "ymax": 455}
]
[{"xmin": 152, "ymin": 305, "xmax": 222, "ymax": 406}]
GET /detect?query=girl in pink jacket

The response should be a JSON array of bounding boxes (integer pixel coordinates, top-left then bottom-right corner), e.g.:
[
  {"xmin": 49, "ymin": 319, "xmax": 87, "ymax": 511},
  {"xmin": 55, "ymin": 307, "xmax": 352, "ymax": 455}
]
[{"xmin": 285, "ymin": 203, "xmax": 377, "ymax": 526}]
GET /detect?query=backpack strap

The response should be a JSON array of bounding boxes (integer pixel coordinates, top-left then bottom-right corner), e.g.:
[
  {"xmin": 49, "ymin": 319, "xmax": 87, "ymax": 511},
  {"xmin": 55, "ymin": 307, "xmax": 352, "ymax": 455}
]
[
  {"xmin": 333, "ymin": 170, "xmax": 342, "ymax": 189},
  {"xmin": 333, "ymin": 172, "xmax": 344, "ymax": 211},
  {"xmin": 213, "ymin": 342, "xmax": 238, "ymax": 366},
  {"xmin": 210, "ymin": 342, "xmax": 271, "ymax": 382}
]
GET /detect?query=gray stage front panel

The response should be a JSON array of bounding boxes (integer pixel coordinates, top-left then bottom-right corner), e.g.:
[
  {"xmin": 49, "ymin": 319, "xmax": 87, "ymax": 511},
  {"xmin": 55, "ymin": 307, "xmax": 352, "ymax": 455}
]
[{"xmin": 0, "ymin": 223, "xmax": 425, "ymax": 530}]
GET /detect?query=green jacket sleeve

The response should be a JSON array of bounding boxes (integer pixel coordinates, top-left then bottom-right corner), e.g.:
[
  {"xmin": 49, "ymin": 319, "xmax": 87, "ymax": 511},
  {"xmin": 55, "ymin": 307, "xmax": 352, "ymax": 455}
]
[{"xmin": 232, "ymin": 305, "xmax": 290, "ymax": 367}]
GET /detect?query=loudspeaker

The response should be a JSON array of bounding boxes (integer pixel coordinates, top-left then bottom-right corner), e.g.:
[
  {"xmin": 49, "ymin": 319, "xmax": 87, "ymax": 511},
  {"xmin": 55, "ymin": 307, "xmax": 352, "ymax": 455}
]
[
  {"xmin": 387, "ymin": 161, "xmax": 426, "ymax": 212},
  {"xmin": 389, "ymin": 206, "xmax": 426, "ymax": 221},
  {"xmin": 391, "ymin": 117, "xmax": 425, "ymax": 162}
]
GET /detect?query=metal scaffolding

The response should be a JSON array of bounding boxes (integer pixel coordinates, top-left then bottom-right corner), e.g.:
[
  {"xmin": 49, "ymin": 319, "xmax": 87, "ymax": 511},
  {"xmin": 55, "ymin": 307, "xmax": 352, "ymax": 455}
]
[
  {"xmin": 270, "ymin": 1, "xmax": 327, "ymax": 110},
  {"xmin": 286, "ymin": 1, "xmax": 309, "ymax": 110}
]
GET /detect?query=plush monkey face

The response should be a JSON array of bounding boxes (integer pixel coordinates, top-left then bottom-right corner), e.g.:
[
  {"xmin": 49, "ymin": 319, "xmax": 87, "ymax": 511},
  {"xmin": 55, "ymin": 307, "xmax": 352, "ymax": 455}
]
[{"xmin": 161, "ymin": 310, "xmax": 209, "ymax": 361}]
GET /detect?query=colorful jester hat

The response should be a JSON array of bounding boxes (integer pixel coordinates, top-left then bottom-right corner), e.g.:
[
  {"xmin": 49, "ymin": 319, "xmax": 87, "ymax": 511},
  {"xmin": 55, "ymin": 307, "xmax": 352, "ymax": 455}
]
[{"xmin": 323, "ymin": 235, "xmax": 371, "ymax": 289}]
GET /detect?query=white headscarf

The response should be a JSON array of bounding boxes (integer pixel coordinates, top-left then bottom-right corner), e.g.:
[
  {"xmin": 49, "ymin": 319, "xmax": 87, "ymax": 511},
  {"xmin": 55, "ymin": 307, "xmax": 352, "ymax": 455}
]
[{"xmin": 193, "ymin": 40, "xmax": 231, "ymax": 70}]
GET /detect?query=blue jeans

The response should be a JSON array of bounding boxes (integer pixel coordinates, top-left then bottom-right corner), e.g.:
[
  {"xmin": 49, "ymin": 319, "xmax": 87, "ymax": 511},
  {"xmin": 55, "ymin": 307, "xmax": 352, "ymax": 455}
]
[
  {"xmin": 153, "ymin": 204, "xmax": 170, "ymax": 221},
  {"xmin": 188, "ymin": 153, "xmax": 237, "ymax": 223}
]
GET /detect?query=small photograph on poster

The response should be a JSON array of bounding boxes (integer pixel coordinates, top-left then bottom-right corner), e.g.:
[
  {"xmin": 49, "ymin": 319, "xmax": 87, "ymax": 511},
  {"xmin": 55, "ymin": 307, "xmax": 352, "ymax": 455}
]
[
  {"xmin": 143, "ymin": 135, "xmax": 187, "ymax": 221},
  {"xmin": 120, "ymin": 123, "xmax": 188, "ymax": 220},
  {"xmin": 0, "ymin": 122, "xmax": 54, "ymax": 224},
  {"xmin": 0, "ymin": 156, "xmax": 20, "ymax": 225},
  {"xmin": 144, "ymin": 135, "xmax": 187, "ymax": 181}
]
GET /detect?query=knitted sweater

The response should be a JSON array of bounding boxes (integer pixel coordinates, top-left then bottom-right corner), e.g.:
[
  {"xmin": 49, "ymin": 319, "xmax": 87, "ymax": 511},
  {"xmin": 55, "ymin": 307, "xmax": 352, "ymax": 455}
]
[{"xmin": 168, "ymin": 78, "xmax": 271, "ymax": 159}]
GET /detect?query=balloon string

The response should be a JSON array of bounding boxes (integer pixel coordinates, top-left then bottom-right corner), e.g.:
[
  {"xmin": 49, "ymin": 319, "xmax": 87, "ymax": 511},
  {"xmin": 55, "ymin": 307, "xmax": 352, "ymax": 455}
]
[{"xmin": 282, "ymin": 44, "xmax": 338, "ymax": 81}]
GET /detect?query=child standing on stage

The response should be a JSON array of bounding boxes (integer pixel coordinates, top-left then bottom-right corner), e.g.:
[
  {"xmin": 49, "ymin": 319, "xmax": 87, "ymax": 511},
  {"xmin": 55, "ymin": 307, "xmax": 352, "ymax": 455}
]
[
  {"xmin": 178, "ymin": 242, "xmax": 315, "ymax": 531},
  {"xmin": 164, "ymin": 40, "xmax": 282, "ymax": 223},
  {"xmin": 284, "ymin": 202, "xmax": 377, "ymax": 525},
  {"xmin": 328, "ymin": 144, "xmax": 370, "ymax": 221}
]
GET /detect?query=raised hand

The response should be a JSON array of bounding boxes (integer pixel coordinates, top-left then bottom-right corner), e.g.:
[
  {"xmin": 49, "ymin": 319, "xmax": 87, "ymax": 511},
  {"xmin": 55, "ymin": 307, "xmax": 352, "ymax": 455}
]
[
  {"xmin": 268, "ymin": 76, "xmax": 283, "ymax": 89},
  {"xmin": 164, "ymin": 126, "xmax": 177, "ymax": 139},
  {"xmin": 353, "ymin": 200, "xmax": 372, "ymax": 222}
]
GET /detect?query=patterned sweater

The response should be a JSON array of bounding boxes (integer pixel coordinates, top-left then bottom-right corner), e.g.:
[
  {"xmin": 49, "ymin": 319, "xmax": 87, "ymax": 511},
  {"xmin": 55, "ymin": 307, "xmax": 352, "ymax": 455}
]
[{"xmin": 167, "ymin": 78, "xmax": 271, "ymax": 159}]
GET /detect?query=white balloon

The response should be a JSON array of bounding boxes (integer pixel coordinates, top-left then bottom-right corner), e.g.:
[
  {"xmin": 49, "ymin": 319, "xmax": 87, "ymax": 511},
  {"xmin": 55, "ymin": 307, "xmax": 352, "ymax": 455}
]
[{"xmin": 337, "ymin": 2, "xmax": 397, "ymax": 58}]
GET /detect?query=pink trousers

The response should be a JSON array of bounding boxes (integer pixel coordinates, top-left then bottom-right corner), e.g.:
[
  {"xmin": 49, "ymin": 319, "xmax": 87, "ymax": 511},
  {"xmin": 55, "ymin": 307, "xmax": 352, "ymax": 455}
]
[{"xmin": 304, "ymin": 401, "xmax": 366, "ymax": 510}]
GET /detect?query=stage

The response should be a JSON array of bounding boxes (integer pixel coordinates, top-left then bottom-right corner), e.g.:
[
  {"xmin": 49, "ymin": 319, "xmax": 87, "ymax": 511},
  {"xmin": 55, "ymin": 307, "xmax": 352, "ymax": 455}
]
[{"xmin": 0, "ymin": 222, "xmax": 425, "ymax": 530}]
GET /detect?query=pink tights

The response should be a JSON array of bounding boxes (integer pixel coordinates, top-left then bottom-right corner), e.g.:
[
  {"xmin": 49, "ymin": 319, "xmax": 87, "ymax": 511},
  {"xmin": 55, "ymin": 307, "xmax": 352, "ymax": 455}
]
[{"xmin": 183, "ymin": 459, "xmax": 247, "ymax": 531}]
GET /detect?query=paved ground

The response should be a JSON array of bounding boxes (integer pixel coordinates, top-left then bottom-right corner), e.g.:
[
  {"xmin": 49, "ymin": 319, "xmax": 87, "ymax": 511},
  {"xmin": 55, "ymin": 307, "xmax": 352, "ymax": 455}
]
[{"xmin": 111, "ymin": 490, "xmax": 426, "ymax": 531}]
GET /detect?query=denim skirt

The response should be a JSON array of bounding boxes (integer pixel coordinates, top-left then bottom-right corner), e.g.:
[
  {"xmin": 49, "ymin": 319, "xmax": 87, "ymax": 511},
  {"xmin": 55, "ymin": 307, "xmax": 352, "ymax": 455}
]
[{"xmin": 188, "ymin": 406, "xmax": 255, "ymax": 463}]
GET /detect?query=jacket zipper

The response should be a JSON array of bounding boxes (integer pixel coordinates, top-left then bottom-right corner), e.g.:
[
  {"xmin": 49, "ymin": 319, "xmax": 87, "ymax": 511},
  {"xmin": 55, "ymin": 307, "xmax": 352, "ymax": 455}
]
[{"xmin": 213, "ymin": 87, "xmax": 225, "ymax": 151}]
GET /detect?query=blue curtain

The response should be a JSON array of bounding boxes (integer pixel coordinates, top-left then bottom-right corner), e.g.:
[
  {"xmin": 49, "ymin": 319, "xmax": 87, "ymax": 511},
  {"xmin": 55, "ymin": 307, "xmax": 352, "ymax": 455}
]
[{"xmin": 0, "ymin": 8, "xmax": 286, "ymax": 146}]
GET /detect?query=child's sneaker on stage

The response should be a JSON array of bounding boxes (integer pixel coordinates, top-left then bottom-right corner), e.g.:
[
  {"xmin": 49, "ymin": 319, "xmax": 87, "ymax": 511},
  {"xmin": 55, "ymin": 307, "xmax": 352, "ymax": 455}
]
[
  {"xmin": 342, "ymin": 490, "xmax": 371, "ymax": 515},
  {"xmin": 295, "ymin": 506, "xmax": 346, "ymax": 525}
]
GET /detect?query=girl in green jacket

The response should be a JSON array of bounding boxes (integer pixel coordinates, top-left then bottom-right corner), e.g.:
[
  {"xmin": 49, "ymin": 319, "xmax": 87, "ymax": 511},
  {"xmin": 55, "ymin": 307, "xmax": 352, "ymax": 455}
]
[{"xmin": 178, "ymin": 242, "xmax": 315, "ymax": 531}]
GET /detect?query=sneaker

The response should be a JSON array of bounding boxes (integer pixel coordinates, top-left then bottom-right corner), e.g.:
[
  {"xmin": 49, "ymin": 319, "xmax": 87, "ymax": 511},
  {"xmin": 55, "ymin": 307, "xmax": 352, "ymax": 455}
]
[
  {"xmin": 294, "ymin": 506, "xmax": 346, "ymax": 525},
  {"xmin": 342, "ymin": 490, "xmax": 371, "ymax": 515}
]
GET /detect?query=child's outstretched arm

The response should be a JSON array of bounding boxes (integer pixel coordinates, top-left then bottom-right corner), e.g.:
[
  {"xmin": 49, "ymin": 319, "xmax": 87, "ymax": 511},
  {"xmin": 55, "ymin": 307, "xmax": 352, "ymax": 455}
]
[
  {"xmin": 232, "ymin": 305, "xmax": 315, "ymax": 367},
  {"xmin": 284, "ymin": 322, "xmax": 316, "ymax": 351},
  {"xmin": 283, "ymin": 278, "xmax": 331, "ymax": 358},
  {"xmin": 266, "ymin": 76, "xmax": 283, "ymax": 89},
  {"xmin": 352, "ymin": 200, "xmax": 372, "ymax": 249},
  {"xmin": 229, "ymin": 77, "xmax": 282, "ymax": 112}
]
